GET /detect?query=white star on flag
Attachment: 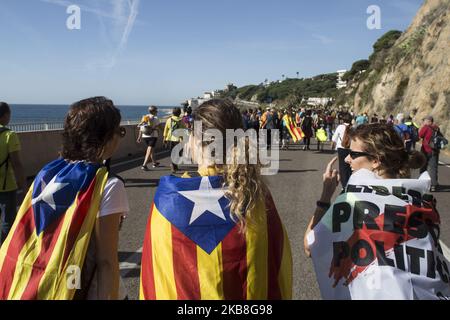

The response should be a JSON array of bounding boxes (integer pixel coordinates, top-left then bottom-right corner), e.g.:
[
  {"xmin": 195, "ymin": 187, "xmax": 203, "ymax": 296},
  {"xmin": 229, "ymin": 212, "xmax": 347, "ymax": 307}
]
[
  {"xmin": 178, "ymin": 177, "xmax": 227, "ymax": 225},
  {"xmin": 31, "ymin": 176, "xmax": 70, "ymax": 211}
]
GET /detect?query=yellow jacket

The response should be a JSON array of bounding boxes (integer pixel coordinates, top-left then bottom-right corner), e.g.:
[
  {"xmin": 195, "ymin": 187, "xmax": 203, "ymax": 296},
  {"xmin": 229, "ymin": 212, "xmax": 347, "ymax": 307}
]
[{"xmin": 163, "ymin": 116, "xmax": 183, "ymax": 142}]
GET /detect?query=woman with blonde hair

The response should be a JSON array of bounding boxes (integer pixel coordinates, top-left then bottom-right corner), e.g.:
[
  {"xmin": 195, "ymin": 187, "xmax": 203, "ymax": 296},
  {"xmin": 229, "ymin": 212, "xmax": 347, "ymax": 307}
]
[{"xmin": 140, "ymin": 99, "xmax": 292, "ymax": 300}]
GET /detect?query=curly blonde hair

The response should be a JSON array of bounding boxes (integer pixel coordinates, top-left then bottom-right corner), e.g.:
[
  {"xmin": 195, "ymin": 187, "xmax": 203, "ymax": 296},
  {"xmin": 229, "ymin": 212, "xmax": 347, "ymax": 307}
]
[
  {"xmin": 349, "ymin": 123, "xmax": 425, "ymax": 178},
  {"xmin": 192, "ymin": 99, "xmax": 265, "ymax": 230}
]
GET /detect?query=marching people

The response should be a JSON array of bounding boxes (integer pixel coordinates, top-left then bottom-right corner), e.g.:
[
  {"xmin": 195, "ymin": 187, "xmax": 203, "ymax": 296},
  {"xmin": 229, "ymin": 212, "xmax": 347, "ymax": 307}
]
[
  {"xmin": 0, "ymin": 97, "xmax": 129, "ymax": 300},
  {"xmin": 0, "ymin": 102, "xmax": 26, "ymax": 245},
  {"xmin": 140, "ymin": 99, "xmax": 292, "ymax": 300},
  {"xmin": 137, "ymin": 106, "xmax": 161, "ymax": 171}
]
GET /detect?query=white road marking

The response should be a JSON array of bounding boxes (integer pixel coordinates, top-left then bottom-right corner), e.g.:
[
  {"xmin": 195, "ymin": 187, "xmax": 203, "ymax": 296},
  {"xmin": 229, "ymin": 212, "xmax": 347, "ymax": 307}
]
[
  {"xmin": 119, "ymin": 247, "xmax": 143, "ymax": 278},
  {"xmin": 439, "ymin": 161, "xmax": 450, "ymax": 169}
]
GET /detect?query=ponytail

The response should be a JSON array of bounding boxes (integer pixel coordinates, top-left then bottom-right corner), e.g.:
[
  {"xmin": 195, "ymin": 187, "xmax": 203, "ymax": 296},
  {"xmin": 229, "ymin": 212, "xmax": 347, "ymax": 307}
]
[{"xmin": 398, "ymin": 150, "xmax": 426, "ymax": 178}]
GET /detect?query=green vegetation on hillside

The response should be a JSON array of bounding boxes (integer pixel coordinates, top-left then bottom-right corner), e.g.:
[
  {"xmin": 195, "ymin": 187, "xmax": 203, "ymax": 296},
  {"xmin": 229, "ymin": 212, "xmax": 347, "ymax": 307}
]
[{"xmin": 222, "ymin": 73, "xmax": 338, "ymax": 104}]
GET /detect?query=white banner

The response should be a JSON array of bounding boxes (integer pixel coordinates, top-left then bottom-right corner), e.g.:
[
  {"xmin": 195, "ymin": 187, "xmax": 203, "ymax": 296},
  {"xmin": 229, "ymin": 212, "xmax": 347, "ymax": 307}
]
[{"xmin": 308, "ymin": 169, "xmax": 450, "ymax": 300}]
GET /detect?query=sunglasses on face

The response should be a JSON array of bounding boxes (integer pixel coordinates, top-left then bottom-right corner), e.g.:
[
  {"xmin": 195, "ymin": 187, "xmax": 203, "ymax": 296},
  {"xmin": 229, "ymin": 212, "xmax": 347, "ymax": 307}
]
[{"xmin": 348, "ymin": 150, "xmax": 374, "ymax": 160}]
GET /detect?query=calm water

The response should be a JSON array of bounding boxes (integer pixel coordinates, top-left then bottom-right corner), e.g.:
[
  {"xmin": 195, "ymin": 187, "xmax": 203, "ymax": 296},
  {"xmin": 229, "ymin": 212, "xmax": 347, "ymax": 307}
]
[{"xmin": 9, "ymin": 104, "xmax": 176, "ymax": 124}]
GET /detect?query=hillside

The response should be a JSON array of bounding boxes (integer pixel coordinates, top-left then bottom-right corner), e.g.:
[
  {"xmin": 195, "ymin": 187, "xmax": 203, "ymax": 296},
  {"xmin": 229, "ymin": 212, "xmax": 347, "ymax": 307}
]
[
  {"xmin": 338, "ymin": 0, "xmax": 450, "ymax": 138},
  {"xmin": 223, "ymin": 73, "xmax": 338, "ymax": 106}
]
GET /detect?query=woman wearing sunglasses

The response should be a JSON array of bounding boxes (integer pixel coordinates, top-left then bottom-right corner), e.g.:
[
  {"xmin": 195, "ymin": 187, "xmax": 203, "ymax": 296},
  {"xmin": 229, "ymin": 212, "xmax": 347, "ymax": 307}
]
[
  {"xmin": 0, "ymin": 97, "xmax": 129, "ymax": 300},
  {"xmin": 304, "ymin": 123, "xmax": 427, "ymax": 255}
]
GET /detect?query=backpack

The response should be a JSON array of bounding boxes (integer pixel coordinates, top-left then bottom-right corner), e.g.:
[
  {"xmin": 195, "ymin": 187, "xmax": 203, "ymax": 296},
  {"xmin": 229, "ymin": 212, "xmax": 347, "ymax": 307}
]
[
  {"xmin": 407, "ymin": 124, "xmax": 419, "ymax": 143},
  {"xmin": 170, "ymin": 117, "xmax": 182, "ymax": 133},
  {"xmin": 429, "ymin": 129, "xmax": 448, "ymax": 150},
  {"xmin": 0, "ymin": 127, "xmax": 11, "ymax": 190},
  {"xmin": 396, "ymin": 125, "xmax": 411, "ymax": 143},
  {"xmin": 140, "ymin": 116, "xmax": 156, "ymax": 136}
]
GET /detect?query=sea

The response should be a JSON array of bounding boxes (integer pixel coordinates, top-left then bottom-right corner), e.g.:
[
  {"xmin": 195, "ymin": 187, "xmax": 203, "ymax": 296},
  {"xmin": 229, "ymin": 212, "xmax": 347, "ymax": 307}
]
[{"xmin": 8, "ymin": 104, "xmax": 177, "ymax": 124}]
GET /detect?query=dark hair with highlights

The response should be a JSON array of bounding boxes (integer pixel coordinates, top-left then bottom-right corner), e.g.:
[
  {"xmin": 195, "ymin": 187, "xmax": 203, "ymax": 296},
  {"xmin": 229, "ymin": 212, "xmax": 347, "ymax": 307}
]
[
  {"xmin": 61, "ymin": 96, "xmax": 121, "ymax": 162},
  {"xmin": 349, "ymin": 123, "xmax": 425, "ymax": 178}
]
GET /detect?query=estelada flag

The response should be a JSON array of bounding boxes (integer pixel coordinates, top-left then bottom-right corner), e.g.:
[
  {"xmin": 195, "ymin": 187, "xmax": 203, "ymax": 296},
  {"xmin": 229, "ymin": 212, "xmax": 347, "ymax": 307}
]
[
  {"xmin": 0, "ymin": 158, "xmax": 108, "ymax": 300},
  {"xmin": 140, "ymin": 174, "xmax": 292, "ymax": 300},
  {"xmin": 283, "ymin": 115, "xmax": 304, "ymax": 142}
]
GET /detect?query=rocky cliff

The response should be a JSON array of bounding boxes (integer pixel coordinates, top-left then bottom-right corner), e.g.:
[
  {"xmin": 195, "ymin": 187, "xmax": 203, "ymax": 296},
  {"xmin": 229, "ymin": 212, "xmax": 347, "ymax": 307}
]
[{"xmin": 348, "ymin": 0, "xmax": 449, "ymax": 137}]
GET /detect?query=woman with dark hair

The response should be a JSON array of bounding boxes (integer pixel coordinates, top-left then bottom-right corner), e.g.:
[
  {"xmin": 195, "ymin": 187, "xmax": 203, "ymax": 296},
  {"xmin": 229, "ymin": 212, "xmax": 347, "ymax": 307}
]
[
  {"xmin": 141, "ymin": 99, "xmax": 292, "ymax": 300},
  {"xmin": 303, "ymin": 123, "xmax": 449, "ymax": 300},
  {"xmin": 301, "ymin": 110, "xmax": 313, "ymax": 150},
  {"xmin": 0, "ymin": 97, "xmax": 129, "ymax": 300}
]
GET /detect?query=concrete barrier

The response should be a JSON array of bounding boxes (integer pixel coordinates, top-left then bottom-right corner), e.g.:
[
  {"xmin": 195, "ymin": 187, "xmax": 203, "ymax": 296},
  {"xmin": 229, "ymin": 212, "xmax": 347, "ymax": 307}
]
[{"xmin": 17, "ymin": 123, "xmax": 166, "ymax": 178}]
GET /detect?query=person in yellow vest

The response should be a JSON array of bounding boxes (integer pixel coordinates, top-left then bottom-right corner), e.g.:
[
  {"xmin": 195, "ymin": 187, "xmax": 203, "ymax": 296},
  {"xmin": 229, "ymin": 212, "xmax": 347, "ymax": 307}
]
[
  {"xmin": 0, "ymin": 102, "xmax": 25, "ymax": 245},
  {"xmin": 163, "ymin": 107, "xmax": 183, "ymax": 173},
  {"xmin": 316, "ymin": 123, "xmax": 328, "ymax": 152}
]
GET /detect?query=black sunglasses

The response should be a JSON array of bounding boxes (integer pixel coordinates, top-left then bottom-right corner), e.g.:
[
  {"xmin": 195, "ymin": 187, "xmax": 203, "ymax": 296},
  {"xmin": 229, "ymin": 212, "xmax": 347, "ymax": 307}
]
[{"xmin": 348, "ymin": 150, "xmax": 374, "ymax": 160}]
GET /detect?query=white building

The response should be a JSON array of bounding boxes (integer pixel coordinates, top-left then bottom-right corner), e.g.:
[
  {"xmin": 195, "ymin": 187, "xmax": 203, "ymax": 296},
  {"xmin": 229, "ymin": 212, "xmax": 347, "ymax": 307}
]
[
  {"xmin": 336, "ymin": 69, "xmax": 347, "ymax": 89},
  {"xmin": 306, "ymin": 97, "xmax": 333, "ymax": 107}
]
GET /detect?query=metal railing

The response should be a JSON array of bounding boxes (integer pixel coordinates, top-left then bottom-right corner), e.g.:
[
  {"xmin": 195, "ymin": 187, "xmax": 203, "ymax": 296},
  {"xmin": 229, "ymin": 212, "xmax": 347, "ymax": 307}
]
[{"xmin": 9, "ymin": 120, "xmax": 140, "ymax": 133}]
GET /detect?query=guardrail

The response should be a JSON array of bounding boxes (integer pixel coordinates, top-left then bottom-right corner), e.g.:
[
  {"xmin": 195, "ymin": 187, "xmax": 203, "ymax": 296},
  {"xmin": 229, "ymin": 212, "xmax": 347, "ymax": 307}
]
[{"xmin": 9, "ymin": 120, "xmax": 140, "ymax": 132}]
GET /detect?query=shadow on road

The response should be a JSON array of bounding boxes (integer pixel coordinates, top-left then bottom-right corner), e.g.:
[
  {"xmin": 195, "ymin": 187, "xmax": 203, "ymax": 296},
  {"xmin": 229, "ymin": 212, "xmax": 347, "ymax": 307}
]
[
  {"xmin": 124, "ymin": 178, "xmax": 160, "ymax": 188},
  {"xmin": 278, "ymin": 169, "xmax": 318, "ymax": 173},
  {"xmin": 435, "ymin": 185, "xmax": 450, "ymax": 192},
  {"xmin": 313, "ymin": 150, "xmax": 336, "ymax": 155}
]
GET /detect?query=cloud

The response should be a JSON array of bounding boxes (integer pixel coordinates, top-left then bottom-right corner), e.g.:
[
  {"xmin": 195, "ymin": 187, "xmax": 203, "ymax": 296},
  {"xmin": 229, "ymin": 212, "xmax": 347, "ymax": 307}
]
[
  {"xmin": 312, "ymin": 34, "xmax": 334, "ymax": 45},
  {"xmin": 41, "ymin": 0, "xmax": 141, "ymax": 69}
]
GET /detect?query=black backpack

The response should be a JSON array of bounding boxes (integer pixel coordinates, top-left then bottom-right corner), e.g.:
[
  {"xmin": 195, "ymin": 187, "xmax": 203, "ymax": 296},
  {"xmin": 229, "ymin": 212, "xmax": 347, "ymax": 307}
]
[
  {"xmin": 429, "ymin": 129, "xmax": 448, "ymax": 150},
  {"xmin": 0, "ymin": 127, "xmax": 11, "ymax": 190}
]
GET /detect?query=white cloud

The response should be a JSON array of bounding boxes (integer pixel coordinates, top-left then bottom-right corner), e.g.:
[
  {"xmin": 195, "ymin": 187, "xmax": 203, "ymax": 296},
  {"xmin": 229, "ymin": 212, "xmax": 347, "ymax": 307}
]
[{"xmin": 41, "ymin": 0, "xmax": 141, "ymax": 69}]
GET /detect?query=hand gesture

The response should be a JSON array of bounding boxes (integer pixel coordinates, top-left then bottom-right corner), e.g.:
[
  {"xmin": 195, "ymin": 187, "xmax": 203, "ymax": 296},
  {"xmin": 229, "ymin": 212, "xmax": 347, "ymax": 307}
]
[{"xmin": 321, "ymin": 157, "xmax": 340, "ymax": 202}]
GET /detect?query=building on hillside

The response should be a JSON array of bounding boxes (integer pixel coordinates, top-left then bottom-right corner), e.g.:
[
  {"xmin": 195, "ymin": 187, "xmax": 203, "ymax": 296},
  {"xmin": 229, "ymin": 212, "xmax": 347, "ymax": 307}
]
[
  {"xmin": 306, "ymin": 97, "xmax": 333, "ymax": 107},
  {"xmin": 336, "ymin": 69, "xmax": 347, "ymax": 89}
]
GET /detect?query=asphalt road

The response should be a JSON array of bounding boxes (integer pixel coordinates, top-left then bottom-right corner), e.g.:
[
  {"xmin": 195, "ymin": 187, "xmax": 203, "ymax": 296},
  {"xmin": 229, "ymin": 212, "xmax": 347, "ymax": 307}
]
[{"xmin": 113, "ymin": 142, "xmax": 450, "ymax": 300}]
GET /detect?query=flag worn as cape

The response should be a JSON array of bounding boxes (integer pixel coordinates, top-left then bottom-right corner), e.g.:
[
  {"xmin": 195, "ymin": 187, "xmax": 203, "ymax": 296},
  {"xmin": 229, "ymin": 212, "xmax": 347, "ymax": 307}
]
[
  {"xmin": 283, "ymin": 115, "xmax": 304, "ymax": 142},
  {"xmin": 140, "ymin": 174, "xmax": 292, "ymax": 300},
  {"xmin": 308, "ymin": 169, "xmax": 450, "ymax": 300},
  {"xmin": 0, "ymin": 158, "xmax": 108, "ymax": 300}
]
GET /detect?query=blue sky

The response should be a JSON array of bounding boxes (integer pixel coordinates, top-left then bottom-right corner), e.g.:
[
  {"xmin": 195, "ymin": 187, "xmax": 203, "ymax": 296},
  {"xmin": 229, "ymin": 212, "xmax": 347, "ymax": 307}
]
[{"xmin": 0, "ymin": 0, "xmax": 423, "ymax": 105}]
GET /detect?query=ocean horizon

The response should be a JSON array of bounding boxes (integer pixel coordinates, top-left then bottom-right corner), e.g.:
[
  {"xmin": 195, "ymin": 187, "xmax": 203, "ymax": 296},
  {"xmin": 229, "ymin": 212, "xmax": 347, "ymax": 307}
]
[{"xmin": 8, "ymin": 104, "xmax": 177, "ymax": 124}]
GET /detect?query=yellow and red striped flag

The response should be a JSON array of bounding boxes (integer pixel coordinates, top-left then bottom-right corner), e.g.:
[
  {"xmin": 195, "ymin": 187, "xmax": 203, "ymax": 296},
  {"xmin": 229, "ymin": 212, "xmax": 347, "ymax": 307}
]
[
  {"xmin": 283, "ymin": 115, "xmax": 304, "ymax": 142},
  {"xmin": 0, "ymin": 159, "xmax": 108, "ymax": 300},
  {"xmin": 140, "ymin": 174, "xmax": 292, "ymax": 300}
]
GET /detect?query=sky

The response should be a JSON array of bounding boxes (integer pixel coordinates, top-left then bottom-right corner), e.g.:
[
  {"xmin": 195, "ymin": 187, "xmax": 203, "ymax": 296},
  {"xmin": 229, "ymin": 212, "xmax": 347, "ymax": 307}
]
[{"xmin": 0, "ymin": 0, "xmax": 424, "ymax": 106}]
